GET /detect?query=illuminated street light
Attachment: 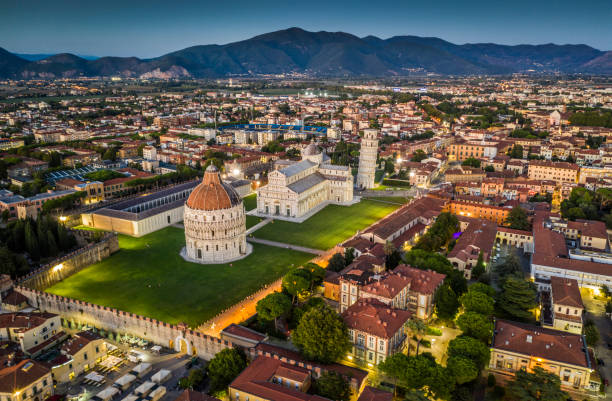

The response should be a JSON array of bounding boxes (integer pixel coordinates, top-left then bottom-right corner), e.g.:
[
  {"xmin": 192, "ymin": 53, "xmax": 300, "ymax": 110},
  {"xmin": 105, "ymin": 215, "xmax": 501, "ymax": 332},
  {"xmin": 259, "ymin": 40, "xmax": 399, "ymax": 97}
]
[{"xmin": 59, "ymin": 216, "xmax": 67, "ymax": 222}]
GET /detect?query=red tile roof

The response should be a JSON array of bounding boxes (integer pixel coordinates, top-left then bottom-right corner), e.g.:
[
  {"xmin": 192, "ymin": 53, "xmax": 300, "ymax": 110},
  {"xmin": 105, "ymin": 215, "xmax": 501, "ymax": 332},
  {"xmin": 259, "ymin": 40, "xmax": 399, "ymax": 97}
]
[
  {"xmin": 492, "ymin": 319, "xmax": 589, "ymax": 368},
  {"xmin": 550, "ymin": 277, "xmax": 584, "ymax": 309},
  {"xmin": 357, "ymin": 386, "xmax": 393, "ymax": 401},
  {"xmin": 230, "ymin": 356, "xmax": 329, "ymax": 401},
  {"xmin": 392, "ymin": 265, "xmax": 445, "ymax": 295},
  {"xmin": 0, "ymin": 360, "xmax": 50, "ymax": 393},
  {"xmin": 342, "ymin": 299, "xmax": 411, "ymax": 339}
]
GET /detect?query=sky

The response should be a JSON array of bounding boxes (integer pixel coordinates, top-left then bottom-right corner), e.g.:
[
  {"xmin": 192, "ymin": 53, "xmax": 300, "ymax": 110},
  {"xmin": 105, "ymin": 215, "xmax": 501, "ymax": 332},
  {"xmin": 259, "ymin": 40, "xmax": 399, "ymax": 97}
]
[{"xmin": 1, "ymin": 0, "xmax": 611, "ymax": 58}]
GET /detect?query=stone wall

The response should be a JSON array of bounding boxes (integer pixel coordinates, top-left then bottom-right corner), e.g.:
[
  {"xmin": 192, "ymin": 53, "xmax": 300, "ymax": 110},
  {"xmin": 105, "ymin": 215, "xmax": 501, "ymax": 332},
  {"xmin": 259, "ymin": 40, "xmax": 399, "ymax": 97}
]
[
  {"xmin": 18, "ymin": 234, "xmax": 120, "ymax": 291},
  {"xmin": 15, "ymin": 286, "xmax": 232, "ymax": 360}
]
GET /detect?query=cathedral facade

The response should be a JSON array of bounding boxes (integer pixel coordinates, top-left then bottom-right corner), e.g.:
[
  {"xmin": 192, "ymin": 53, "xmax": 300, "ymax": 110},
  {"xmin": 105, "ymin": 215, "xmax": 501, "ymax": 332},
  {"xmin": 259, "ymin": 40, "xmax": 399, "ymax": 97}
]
[
  {"xmin": 182, "ymin": 165, "xmax": 250, "ymax": 264},
  {"xmin": 256, "ymin": 144, "xmax": 354, "ymax": 221}
]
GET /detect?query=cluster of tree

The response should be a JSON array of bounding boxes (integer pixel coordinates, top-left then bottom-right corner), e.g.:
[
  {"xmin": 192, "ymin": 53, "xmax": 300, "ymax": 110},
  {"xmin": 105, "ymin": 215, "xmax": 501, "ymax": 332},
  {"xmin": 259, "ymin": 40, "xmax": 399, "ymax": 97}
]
[
  {"xmin": 509, "ymin": 128, "xmax": 549, "ymax": 139},
  {"xmin": 405, "ymin": 131, "xmax": 435, "ymax": 142},
  {"xmin": 285, "ymin": 147, "xmax": 301, "ymax": 159},
  {"xmin": 508, "ymin": 367, "xmax": 570, "ymax": 400},
  {"xmin": 379, "ymin": 352, "xmax": 454, "ymax": 400},
  {"xmin": 330, "ymin": 141, "xmax": 360, "ymax": 166},
  {"xmin": 9, "ymin": 174, "xmax": 52, "ymax": 198},
  {"xmin": 83, "ymin": 169, "xmax": 125, "ymax": 182},
  {"xmin": 568, "ymin": 110, "xmax": 612, "ymax": 128},
  {"xmin": 292, "ymin": 304, "xmax": 351, "ymax": 364},
  {"xmin": 411, "ymin": 149, "xmax": 427, "ymax": 162},
  {"xmin": 327, "ymin": 248, "xmax": 355, "ymax": 272},
  {"xmin": 178, "ymin": 367, "xmax": 206, "ymax": 390},
  {"xmin": 583, "ymin": 319, "xmax": 600, "ymax": 346},
  {"xmin": 125, "ymin": 165, "xmax": 199, "ymax": 189},
  {"xmin": 560, "ymin": 187, "xmax": 612, "ymax": 228},
  {"xmin": 281, "ymin": 263, "xmax": 326, "ymax": 303},
  {"xmin": 494, "ymin": 254, "xmax": 538, "ymax": 322},
  {"xmin": 312, "ymin": 371, "xmax": 351, "ymax": 401},
  {"xmin": 461, "ymin": 157, "xmax": 481, "ymax": 168},
  {"xmin": 41, "ymin": 191, "xmax": 87, "ymax": 214},
  {"xmin": 413, "ymin": 212, "xmax": 459, "ymax": 252},
  {"xmin": 403, "ymin": 249, "xmax": 468, "ymax": 320},
  {"xmin": 586, "ymin": 135, "xmax": 605, "ymax": 149},
  {"xmin": 529, "ymin": 192, "xmax": 552, "ymax": 203},
  {"xmin": 504, "ymin": 206, "xmax": 530, "ymax": 231},
  {"xmin": 508, "ymin": 144, "xmax": 524, "ymax": 159},
  {"xmin": 261, "ymin": 140, "xmax": 285, "ymax": 153},
  {"xmin": 277, "ymin": 103, "xmax": 296, "ymax": 116},
  {"xmin": 1, "ymin": 216, "xmax": 76, "ymax": 269},
  {"xmin": 0, "ymin": 156, "xmax": 22, "ymax": 180},
  {"xmin": 206, "ymin": 348, "xmax": 247, "ymax": 394}
]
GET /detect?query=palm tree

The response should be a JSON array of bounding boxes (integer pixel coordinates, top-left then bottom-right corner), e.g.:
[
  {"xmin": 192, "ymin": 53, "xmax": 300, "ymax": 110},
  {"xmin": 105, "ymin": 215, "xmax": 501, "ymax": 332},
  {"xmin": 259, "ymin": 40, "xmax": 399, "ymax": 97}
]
[{"xmin": 407, "ymin": 319, "xmax": 427, "ymax": 356}]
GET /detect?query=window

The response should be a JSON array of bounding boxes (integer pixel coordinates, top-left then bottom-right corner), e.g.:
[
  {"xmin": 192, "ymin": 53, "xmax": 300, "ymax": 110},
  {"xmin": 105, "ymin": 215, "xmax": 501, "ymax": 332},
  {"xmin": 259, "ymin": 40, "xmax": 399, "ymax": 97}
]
[{"xmin": 368, "ymin": 336, "xmax": 375, "ymax": 349}]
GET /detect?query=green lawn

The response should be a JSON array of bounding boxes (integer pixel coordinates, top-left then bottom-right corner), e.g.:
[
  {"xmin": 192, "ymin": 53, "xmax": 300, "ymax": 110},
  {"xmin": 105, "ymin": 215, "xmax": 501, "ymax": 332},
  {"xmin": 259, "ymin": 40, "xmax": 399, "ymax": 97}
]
[
  {"xmin": 251, "ymin": 199, "xmax": 401, "ymax": 250},
  {"xmin": 246, "ymin": 215, "xmax": 263, "ymax": 229},
  {"xmin": 46, "ymin": 227, "xmax": 312, "ymax": 327},
  {"xmin": 363, "ymin": 196, "xmax": 411, "ymax": 204},
  {"xmin": 243, "ymin": 194, "xmax": 257, "ymax": 211}
]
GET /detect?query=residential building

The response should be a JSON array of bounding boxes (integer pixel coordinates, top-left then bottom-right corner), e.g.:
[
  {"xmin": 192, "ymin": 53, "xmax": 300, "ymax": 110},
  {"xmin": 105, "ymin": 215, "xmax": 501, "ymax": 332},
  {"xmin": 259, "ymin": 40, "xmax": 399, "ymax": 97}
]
[
  {"xmin": 0, "ymin": 313, "xmax": 67, "ymax": 357},
  {"xmin": 343, "ymin": 299, "xmax": 411, "ymax": 365},
  {"xmin": 0, "ymin": 360, "xmax": 53, "ymax": 401},
  {"xmin": 527, "ymin": 161, "xmax": 579, "ymax": 184},
  {"xmin": 489, "ymin": 319, "xmax": 596, "ymax": 392},
  {"xmin": 51, "ymin": 331, "xmax": 107, "ymax": 383}
]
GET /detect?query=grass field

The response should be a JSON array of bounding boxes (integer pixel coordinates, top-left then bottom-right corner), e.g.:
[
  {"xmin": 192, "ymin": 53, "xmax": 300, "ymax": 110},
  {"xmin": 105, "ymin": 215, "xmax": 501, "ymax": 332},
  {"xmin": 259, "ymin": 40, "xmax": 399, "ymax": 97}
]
[
  {"xmin": 251, "ymin": 199, "xmax": 401, "ymax": 250},
  {"xmin": 243, "ymin": 193, "xmax": 257, "ymax": 211},
  {"xmin": 363, "ymin": 196, "xmax": 411, "ymax": 204},
  {"xmin": 46, "ymin": 227, "xmax": 312, "ymax": 327},
  {"xmin": 246, "ymin": 215, "xmax": 263, "ymax": 229}
]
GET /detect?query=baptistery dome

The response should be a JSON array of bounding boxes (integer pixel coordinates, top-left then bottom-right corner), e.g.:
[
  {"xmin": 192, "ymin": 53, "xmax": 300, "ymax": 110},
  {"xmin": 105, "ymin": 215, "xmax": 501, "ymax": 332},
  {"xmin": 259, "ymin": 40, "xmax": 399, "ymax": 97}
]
[{"xmin": 182, "ymin": 165, "xmax": 251, "ymax": 264}]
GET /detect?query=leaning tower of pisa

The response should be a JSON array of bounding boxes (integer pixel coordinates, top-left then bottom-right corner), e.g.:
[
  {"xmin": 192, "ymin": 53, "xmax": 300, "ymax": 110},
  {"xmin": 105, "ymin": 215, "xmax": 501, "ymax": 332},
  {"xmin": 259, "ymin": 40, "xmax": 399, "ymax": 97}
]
[{"xmin": 355, "ymin": 128, "xmax": 379, "ymax": 189}]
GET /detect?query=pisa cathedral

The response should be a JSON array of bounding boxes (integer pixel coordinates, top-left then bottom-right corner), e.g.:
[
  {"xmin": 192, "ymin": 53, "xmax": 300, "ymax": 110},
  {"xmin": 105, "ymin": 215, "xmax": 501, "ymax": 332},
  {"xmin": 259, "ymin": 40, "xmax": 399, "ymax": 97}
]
[{"xmin": 255, "ymin": 143, "xmax": 355, "ymax": 222}]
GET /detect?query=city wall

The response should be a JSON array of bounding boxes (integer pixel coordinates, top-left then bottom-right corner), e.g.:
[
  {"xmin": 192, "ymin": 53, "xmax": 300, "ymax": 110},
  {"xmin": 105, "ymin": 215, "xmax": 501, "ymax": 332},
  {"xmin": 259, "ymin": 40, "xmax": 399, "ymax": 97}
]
[
  {"xmin": 15, "ymin": 286, "xmax": 232, "ymax": 360},
  {"xmin": 18, "ymin": 233, "xmax": 120, "ymax": 291}
]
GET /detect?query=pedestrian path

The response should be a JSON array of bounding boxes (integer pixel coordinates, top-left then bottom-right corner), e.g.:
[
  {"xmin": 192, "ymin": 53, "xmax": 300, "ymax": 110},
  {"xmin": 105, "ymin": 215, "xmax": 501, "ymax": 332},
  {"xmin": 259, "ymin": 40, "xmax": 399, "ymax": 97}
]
[{"xmin": 246, "ymin": 237, "xmax": 324, "ymax": 255}]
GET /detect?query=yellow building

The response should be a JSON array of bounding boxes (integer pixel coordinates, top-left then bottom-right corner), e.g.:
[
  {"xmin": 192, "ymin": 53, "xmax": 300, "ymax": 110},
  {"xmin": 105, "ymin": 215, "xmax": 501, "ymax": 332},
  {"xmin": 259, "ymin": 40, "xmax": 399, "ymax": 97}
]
[
  {"xmin": 0, "ymin": 360, "xmax": 53, "ymax": 401},
  {"xmin": 490, "ymin": 319, "xmax": 596, "ymax": 392},
  {"xmin": 51, "ymin": 331, "xmax": 107, "ymax": 383},
  {"xmin": 527, "ymin": 160, "xmax": 579, "ymax": 184}
]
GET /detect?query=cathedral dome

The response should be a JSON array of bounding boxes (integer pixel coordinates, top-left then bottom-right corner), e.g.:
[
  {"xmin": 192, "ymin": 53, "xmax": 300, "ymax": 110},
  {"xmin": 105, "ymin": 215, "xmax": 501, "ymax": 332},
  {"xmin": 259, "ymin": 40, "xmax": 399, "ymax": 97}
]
[
  {"xmin": 186, "ymin": 165, "xmax": 241, "ymax": 211},
  {"xmin": 303, "ymin": 143, "xmax": 319, "ymax": 156}
]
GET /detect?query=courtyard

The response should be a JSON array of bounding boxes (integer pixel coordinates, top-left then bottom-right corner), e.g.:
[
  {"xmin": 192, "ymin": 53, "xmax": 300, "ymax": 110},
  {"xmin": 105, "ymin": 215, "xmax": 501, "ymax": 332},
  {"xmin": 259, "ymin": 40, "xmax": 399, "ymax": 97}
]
[
  {"xmin": 46, "ymin": 226, "xmax": 312, "ymax": 328},
  {"xmin": 250, "ymin": 199, "xmax": 401, "ymax": 250}
]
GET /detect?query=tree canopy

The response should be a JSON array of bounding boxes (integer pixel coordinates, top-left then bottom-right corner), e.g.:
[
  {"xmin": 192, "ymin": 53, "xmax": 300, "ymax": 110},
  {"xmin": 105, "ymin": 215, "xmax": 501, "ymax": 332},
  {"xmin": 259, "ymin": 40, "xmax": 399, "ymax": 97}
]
[
  {"xmin": 498, "ymin": 276, "xmax": 537, "ymax": 321},
  {"xmin": 206, "ymin": 348, "xmax": 247, "ymax": 393},
  {"xmin": 508, "ymin": 367, "xmax": 569, "ymax": 401},
  {"xmin": 505, "ymin": 206, "xmax": 530, "ymax": 231},
  {"xmin": 313, "ymin": 371, "xmax": 351, "ymax": 401},
  {"xmin": 292, "ymin": 305, "xmax": 351, "ymax": 364}
]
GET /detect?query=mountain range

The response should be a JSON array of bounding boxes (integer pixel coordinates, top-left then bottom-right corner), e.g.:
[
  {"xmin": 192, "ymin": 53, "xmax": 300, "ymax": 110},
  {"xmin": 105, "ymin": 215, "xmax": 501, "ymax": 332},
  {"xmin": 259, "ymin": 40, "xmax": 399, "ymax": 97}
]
[{"xmin": 1, "ymin": 28, "xmax": 611, "ymax": 79}]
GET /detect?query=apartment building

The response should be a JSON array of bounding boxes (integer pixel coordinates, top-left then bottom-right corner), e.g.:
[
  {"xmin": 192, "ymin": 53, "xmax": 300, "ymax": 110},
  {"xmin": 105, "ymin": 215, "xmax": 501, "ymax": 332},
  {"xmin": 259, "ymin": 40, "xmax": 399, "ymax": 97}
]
[
  {"xmin": 0, "ymin": 313, "xmax": 67, "ymax": 357},
  {"xmin": 527, "ymin": 161, "xmax": 579, "ymax": 184},
  {"xmin": 0, "ymin": 360, "xmax": 53, "ymax": 401},
  {"xmin": 51, "ymin": 331, "xmax": 107, "ymax": 382},
  {"xmin": 343, "ymin": 299, "xmax": 411, "ymax": 365},
  {"xmin": 490, "ymin": 319, "xmax": 596, "ymax": 392}
]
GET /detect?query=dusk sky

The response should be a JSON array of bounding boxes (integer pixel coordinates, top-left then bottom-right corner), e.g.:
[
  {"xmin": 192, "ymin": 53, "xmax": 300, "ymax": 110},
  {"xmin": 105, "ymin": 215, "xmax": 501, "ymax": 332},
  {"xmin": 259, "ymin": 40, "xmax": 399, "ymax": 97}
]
[{"xmin": 2, "ymin": 0, "xmax": 611, "ymax": 58}]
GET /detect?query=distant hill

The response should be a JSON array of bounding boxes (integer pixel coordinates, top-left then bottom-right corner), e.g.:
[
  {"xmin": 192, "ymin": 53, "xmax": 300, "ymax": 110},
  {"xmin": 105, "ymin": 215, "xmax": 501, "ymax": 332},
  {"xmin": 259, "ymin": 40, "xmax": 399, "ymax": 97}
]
[
  {"xmin": 1, "ymin": 28, "xmax": 610, "ymax": 79},
  {"xmin": 15, "ymin": 53, "xmax": 99, "ymax": 61}
]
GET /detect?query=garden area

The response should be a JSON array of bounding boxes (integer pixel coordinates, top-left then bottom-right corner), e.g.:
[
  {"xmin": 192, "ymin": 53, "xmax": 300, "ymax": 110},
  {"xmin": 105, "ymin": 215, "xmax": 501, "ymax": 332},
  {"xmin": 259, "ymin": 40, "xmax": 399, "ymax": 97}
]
[
  {"xmin": 46, "ymin": 226, "xmax": 312, "ymax": 327},
  {"xmin": 251, "ymin": 199, "xmax": 401, "ymax": 250}
]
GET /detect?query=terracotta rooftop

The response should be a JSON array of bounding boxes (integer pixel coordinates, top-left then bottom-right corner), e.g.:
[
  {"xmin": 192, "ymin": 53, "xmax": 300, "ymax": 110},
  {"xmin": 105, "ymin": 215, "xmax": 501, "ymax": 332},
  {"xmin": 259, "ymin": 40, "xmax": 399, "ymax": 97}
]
[
  {"xmin": 221, "ymin": 324, "xmax": 266, "ymax": 343},
  {"xmin": 230, "ymin": 356, "xmax": 329, "ymax": 401},
  {"xmin": 186, "ymin": 165, "xmax": 241, "ymax": 211},
  {"xmin": 357, "ymin": 386, "xmax": 393, "ymax": 401},
  {"xmin": 0, "ymin": 312, "xmax": 58, "ymax": 331},
  {"xmin": 0, "ymin": 359, "xmax": 50, "ymax": 393},
  {"xmin": 61, "ymin": 330, "xmax": 103, "ymax": 357},
  {"xmin": 173, "ymin": 389, "xmax": 220, "ymax": 401},
  {"xmin": 392, "ymin": 265, "xmax": 446, "ymax": 295},
  {"xmin": 342, "ymin": 298, "xmax": 411, "ymax": 339},
  {"xmin": 550, "ymin": 277, "xmax": 584, "ymax": 309},
  {"xmin": 492, "ymin": 319, "xmax": 590, "ymax": 368},
  {"xmin": 361, "ymin": 273, "xmax": 411, "ymax": 300}
]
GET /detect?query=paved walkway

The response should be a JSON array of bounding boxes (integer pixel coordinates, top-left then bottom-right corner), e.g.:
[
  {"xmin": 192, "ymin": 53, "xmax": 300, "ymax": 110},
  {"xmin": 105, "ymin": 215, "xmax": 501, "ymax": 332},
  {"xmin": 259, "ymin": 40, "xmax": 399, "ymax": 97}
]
[
  {"xmin": 245, "ymin": 218, "xmax": 272, "ymax": 235},
  {"xmin": 246, "ymin": 237, "xmax": 324, "ymax": 255}
]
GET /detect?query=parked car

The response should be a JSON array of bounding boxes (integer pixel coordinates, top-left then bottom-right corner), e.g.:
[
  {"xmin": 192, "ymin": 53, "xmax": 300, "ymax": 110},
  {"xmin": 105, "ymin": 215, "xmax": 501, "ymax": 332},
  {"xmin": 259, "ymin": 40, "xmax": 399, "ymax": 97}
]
[{"xmin": 128, "ymin": 350, "xmax": 143, "ymax": 363}]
